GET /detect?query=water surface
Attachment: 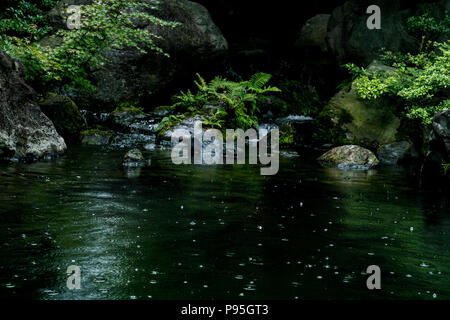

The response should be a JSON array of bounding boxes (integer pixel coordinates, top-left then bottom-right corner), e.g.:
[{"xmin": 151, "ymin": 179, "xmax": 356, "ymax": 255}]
[{"xmin": 0, "ymin": 146, "xmax": 449, "ymax": 299}]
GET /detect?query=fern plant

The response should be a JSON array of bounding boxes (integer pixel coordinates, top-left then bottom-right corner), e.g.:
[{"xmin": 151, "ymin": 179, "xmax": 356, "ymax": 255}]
[{"xmin": 159, "ymin": 72, "xmax": 281, "ymax": 133}]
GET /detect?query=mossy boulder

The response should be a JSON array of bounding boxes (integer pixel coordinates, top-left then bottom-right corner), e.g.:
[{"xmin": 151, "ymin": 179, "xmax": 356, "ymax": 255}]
[
  {"xmin": 296, "ymin": 14, "xmax": 331, "ymax": 52},
  {"xmin": 123, "ymin": 148, "xmax": 149, "ymax": 167},
  {"xmin": 80, "ymin": 129, "xmax": 113, "ymax": 145},
  {"xmin": 39, "ymin": 93, "xmax": 86, "ymax": 143},
  {"xmin": 317, "ymin": 63, "xmax": 401, "ymax": 149},
  {"xmin": 108, "ymin": 106, "xmax": 146, "ymax": 132},
  {"xmin": 318, "ymin": 145, "xmax": 379, "ymax": 170}
]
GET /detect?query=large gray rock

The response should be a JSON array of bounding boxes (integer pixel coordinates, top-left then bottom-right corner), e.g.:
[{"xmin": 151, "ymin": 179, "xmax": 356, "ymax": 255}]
[
  {"xmin": 326, "ymin": 0, "xmax": 416, "ymax": 64},
  {"xmin": 318, "ymin": 145, "xmax": 379, "ymax": 170},
  {"xmin": 43, "ymin": 0, "xmax": 228, "ymax": 107},
  {"xmin": 378, "ymin": 141, "xmax": 418, "ymax": 165},
  {"xmin": 0, "ymin": 52, "xmax": 66, "ymax": 161},
  {"xmin": 296, "ymin": 14, "xmax": 331, "ymax": 52}
]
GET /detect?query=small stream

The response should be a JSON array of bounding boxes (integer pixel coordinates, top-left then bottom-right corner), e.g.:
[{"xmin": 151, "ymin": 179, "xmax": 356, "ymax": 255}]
[{"xmin": 0, "ymin": 145, "xmax": 449, "ymax": 300}]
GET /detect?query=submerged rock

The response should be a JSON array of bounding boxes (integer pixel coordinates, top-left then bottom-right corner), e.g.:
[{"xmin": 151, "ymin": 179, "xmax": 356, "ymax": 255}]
[
  {"xmin": 123, "ymin": 148, "xmax": 149, "ymax": 167},
  {"xmin": 0, "ymin": 52, "xmax": 66, "ymax": 161},
  {"xmin": 39, "ymin": 93, "xmax": 86, "ymax": 143},
  {"xmin": 378, "ymin": 141, "xmax": 418, "ymax": 165},
  {"xmin": 318, "ymin": 145, "xmax": 379, "ymax": 170}
]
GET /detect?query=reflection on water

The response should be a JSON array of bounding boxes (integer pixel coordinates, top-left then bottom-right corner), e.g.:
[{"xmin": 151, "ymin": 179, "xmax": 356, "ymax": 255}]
[{"xmin": 0, "ymin": 146, "xmax": 449, "ymax": 300}]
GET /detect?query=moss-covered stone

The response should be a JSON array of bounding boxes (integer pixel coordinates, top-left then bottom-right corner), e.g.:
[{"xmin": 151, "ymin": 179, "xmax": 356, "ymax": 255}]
[
  {"xmin": 113, "ymin": 106, "xmax": 144, "ymax": 115},
  {"xmin": 152, "ymin": 105, "xmax": 175, "ymax": 117},
  {"xmin": 39, "ymin": 93, "xmax": 86, "ymax": 143},
  {"xmin": 80, "ymin": 129, "xmax": 113, "ymax": 145},
  {"xmin": 316, "ymin": 81, "xmax": 401, "ymax": 149},
  {"xmin": 318, "ymin": 145, "xmax": 379, "ymax": 170}
]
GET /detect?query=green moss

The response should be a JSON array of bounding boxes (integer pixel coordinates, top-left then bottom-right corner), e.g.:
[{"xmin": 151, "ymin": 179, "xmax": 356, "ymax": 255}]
[
  {"xmin": 39, "ymin": 93, "xmax": 86, "ymax": 142},
  {"xmin": 113, "ymin": 105, "xmax": 144, "ymax": 114},
  {"xmin": 153, "ymin": 105, "xmax": 175, "ymax": 113},
  {"xmin": 80, "ymin": 129, "xmax": 113, "ymax": 137}
]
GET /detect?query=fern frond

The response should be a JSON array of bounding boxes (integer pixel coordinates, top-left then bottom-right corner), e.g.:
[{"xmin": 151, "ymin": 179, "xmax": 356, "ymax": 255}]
[
  {"xmin": 194, "ymin": 73, "xmax": 207, "ymax": 91},
  {"xmin": 247, "ymin": 72, "xmax": 272, "ymax": 90}
]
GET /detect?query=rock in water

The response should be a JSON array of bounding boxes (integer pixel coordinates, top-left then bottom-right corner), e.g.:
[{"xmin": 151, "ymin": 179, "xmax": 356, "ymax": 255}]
[
  {"xmin": 378, "ymin": 141, "xmax": 418, "ymax": 165},
  {"xmin": 39, "ymin": 93, "xmax": 86, "ymax": 143},
  {"xmin": 80, "ymin": 129, "xmax": 113, "ymax": 145},
  {"xmin": 422, "ymin": 109, "xmax": 450, "ymax": 181},
  {"xmin": 318, "ymin": 145, "xmax": 379, "ymax": 170},
  {"xmin": 431, "ymin": 109, "xmax": 450, "ymax": 156},
  {"xmin": 123, "ymin": 149, "xmax": 149, "ymax": 167},
  {"xmin": 0, "ymin": 52, "xmax": 66, "ymax": 161}
]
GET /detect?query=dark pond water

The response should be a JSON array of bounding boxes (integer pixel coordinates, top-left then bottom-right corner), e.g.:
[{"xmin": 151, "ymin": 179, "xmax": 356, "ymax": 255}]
[{"xmin": 0, "ymin": 145, "xmax": 449, "ymax": 300}]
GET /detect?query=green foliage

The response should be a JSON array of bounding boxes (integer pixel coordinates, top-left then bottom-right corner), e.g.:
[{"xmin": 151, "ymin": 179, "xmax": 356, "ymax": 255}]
[
  {"xmin": 156, "ymin": 114, "xmax": 185, "ymax": 133},
  {"xmin": 0, "ymin": 0, "xmax": 58, "ymax": 40},
  {"xmin": 165, "ymin": 73, "xmax": 281, "ymax": 131},
  {"xmin": 279, "ymin": 124, "xmax": 294, "ymax": 145},
  {"xmin": 277, "ymin": 80, "xmax": 322, "ymax": 117},
  {"xmin": 114, "ymin": 98, "xmax": 144, "ymax": 114},
  {"xmin": 407, "ymin": 11, "xmax": 450, "ymax": 46},
  {"xmin": 1, "ymin": 0, "xmax": 180, "ymax": 92},
  {"xmin": 344, "ymin": 41, "xmax": 450, "ymax": 124}
]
